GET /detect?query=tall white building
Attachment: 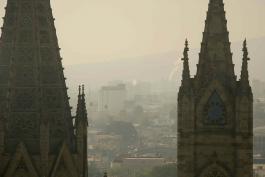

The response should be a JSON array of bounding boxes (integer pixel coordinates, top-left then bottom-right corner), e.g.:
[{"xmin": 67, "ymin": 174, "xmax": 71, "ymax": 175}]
[{"xmin": 98, "ymin": 84, "xmax": 127, "ymax": 114}]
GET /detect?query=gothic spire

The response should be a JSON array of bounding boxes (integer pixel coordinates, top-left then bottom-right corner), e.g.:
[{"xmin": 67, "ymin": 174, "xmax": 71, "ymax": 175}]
[
  {"xmin": 196, "ymin": 0, "xmax": 235, "ymax": 84},
  {"xmin": 75, "ymin": 85, "xmax": 88, "ymax": 126},
  {"xmin": 75, "ymin": 85, "xmax": 88, "ymax": 177},
  {"xmin": 203, "ymin": 0, "xmax": 228, "ymax": 40},
  {"xmin": 0, "ymin": 0, "xmax": 75, "ymax": 153},
  {"xmin": 75, "ymin": 85, "xmax": 82, "ymax": 126},
  {"xmin": 181, "ymin": 39, "xmax": 191, "ymax": 87},
  {"xmin": 240, "ymin": 39, "xmax": 250, "ymax": 86}
]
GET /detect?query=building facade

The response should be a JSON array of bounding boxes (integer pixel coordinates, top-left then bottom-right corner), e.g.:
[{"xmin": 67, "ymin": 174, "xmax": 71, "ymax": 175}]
[
  {"xmin": 177, "ymin": 0, "xmax": 253, "ymax": 177},
  {"xmin": 254, "ymin": 127, "xmax": 265, "ymax": 156},
  {"xmin": 98, "ymin": 84, "xmax": 127, "ymax": 114},
  {"xmin": 0, "ymin": 1, "xmax": 88, "ymax": 177}
]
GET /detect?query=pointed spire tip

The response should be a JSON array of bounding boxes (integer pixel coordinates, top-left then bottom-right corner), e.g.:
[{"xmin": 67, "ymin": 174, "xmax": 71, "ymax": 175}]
[
  {"xmin": 243, "ymin": 38, "xmax": 247, "ymax": 48},
  {"xmin": 82, "ymin": 84, "xmax": 85, "ymax": 95},
  {"xmin": 78, "ymin": 85, "xmax": 81, "ymax": 95},
  {"xmin": 182, "ymin": 39, "xmax": 189, "ymax": 61},
  {"xmin": 242, "ymin": 39, "xmax": 249, "ymax": 60},
  {"xmin": 185, "ymin": 38, "xmax": 189, "ymax": 49}
]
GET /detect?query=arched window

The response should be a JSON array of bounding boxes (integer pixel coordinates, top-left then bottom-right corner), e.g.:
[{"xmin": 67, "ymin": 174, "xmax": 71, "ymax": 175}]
[{"xmin": 204, "ymin": 91, "xmax": 226, "ymax": 125}]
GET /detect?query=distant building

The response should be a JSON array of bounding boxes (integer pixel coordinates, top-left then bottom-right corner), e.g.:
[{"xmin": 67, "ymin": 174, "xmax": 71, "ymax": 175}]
[
  {"xmin": 95, "ymin": 132, "xmax": 123, "ymax": 152},
  {"xmin": 87, "ymin": 130, "xmax": 123, "ymax": 156},
  {"xmin": 121, "ymin": 157, "xmax": 165, "ymax": 169},
  {"xmin": 111, "ymin": 156, "xmax": 166, "ymax": 177},
  {"xmin": 254, "ymin": 157, "xmax": 265, "ymax": 177},
  {"xmin": 254, "ymin": 135, "xmax": 265, "ymax": 156},
  {"xmin": 98, "ymin": 84, "xmax": 127, "ymax": 114},
  {"xmin": 254, "ymin": 127, "xmax": 265, "ymax": 156},
  {"xmin": 253, "ymin": 80, "xmax": 265, "ymax": 99}
]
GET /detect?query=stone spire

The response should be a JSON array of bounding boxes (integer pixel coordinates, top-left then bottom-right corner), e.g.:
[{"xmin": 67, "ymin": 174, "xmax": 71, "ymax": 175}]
[
  {"xmin": 75, "ymin": 85, "xmax": 88, "ymax": 177},
  {"xmin": 196, "ymin": 0, "xmax": 236, "ymax": 85},
  {"xmin": 75, "ymin": 85, "xmax": 83, "ymax": 125},
  {"xmin": 177, "ymin": 1, "xmax": 254, "ymax": 177},
  {"xmin": 0, "ymin": 0, "xmax": 75, "ymax": 154},
  {"xmin": 0, "ymin": 1, "xmax": 89, "ymax": 176},
  {"xmin": 240, "ymin": 39, "xmax": 250, "ymax": 87},
  {"xmin": 181, "ymin": 39, "xmax": 191, "ymax": 87},
  {"xmin": 75, "ymin": 85, "xmax": 88, "ymax": 127}
]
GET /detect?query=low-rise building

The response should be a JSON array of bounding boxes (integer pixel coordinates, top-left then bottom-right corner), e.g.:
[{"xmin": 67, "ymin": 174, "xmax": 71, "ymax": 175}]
[
  {"xmin": 111, "ymin": 156, "xmax": 166, "ymax": 177},
  {"xmin": 254, "ymin": 157, "xmax": 265, "ymax": 177},
  {"xmin": 122, "ymin": 157, "xmax": 165, "ymax": 169}
]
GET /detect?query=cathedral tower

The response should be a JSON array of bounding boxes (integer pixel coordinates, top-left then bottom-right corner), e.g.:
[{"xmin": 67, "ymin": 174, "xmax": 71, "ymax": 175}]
[
  {"xmin": 177, "ymin": 0, "xmax": 253, "ymax": 177},
  {"xmin": 0, "ymin": 0, "xmax": 88, "ymax": 176}
]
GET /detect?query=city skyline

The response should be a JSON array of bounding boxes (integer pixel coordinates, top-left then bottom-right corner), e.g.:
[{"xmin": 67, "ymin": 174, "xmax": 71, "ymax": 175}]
[
  {"xmin": 0, "ymin": 0, "xmax": 264, "ymax": 66},
  {"xmin": 0, "ymin": 1, "xmax": 264, "ymax": 176}
]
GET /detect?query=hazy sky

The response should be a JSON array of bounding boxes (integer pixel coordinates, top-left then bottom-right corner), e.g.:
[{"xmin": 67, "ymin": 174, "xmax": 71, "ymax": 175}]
[{"xmin": 0, "ymin": 0, "xmax": 264, "ymax": 65}]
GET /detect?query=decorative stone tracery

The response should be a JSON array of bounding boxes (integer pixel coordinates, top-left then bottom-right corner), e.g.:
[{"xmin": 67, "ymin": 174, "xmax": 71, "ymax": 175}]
[{"xmin": 204, "ymin": 91, "xmax": 226, "ymax": 125}]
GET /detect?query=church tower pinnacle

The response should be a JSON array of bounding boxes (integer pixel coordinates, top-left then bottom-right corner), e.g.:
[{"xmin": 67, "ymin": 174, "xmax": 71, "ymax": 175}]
[
  {"xmin": 177, "ymin": 0, "xmax": 253, "ymax": 177},
  {"xmin": 75, "ymin": 85, "xmax": 88, "ymax": 177},
  {"xmin": 240, "ymin": 39, "xmax": 250, "ymax": 87},
  {"xmin": 181, "ymin": 39, "xmax": 191, "ymax": 88}
]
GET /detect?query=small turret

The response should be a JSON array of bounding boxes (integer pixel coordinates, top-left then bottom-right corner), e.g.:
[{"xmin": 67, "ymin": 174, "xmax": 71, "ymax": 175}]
[
  {"xmin": 181, "ymin": 39, "xmax": 191, "ymax": 88},
  {"xmin": 75, "ymin": 85, "xmax": 88, "ymax": 177},
  {"xmin": 240, "ymin": 39, "xmax": 250, "ymax": 86}
]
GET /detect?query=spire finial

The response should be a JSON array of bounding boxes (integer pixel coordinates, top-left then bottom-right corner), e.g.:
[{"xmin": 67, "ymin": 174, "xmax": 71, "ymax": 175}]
[
  {"xmin": 209, "ymin": 0, "xmax": 223, "ymax": 6},
  {"xmin": 243, "ymin": 38, "xmax": 249, "ymax": 59},
  {"xmin": 185, "ymin": 38, "xmax": 188, "ymax": 48},
  {"xmin": 82, "ymin": 84, "xmax": 85, "ymax": 95},
  {"xmin": 183, "ymin": 39, "xmax": 189, "ymax": 60},
  {"xmin": 78, "ymin": 85, "xmax": 81, "ymax": 96},
  {"xmin": 243, "ymin": 38, "xmax": 247, "ymax": 46}
]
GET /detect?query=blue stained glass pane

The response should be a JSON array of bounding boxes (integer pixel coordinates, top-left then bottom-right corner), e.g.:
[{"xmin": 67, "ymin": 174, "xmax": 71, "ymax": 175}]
[{"xmin": 204, "ymin": 91, "xmax": 226, "ymax": 125}]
